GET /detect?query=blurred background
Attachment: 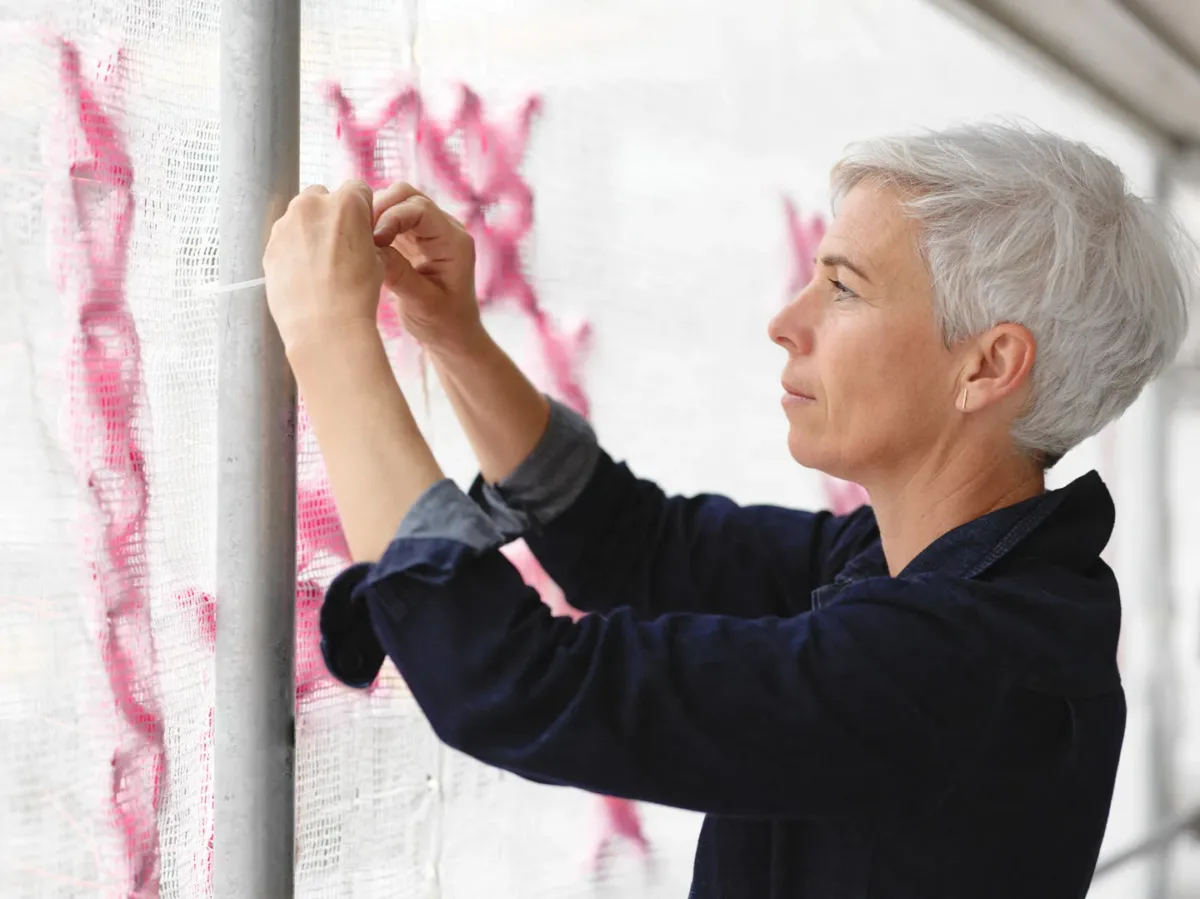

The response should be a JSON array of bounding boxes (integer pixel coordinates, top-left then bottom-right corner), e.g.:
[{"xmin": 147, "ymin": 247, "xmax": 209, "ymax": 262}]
[{"xmin": 1, "ymin": 0, "xmax": 1199, "ymax": 896}]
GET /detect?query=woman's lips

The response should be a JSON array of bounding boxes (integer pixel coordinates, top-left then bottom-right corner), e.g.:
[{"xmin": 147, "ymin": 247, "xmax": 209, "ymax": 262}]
[{"xmin": 782, "ymin": 382, "xmax": 816, "ymax": 405}]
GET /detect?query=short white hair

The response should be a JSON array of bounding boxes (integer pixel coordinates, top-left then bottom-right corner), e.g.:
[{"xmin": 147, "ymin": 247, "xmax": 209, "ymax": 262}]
[{"xmin": 831, "ymin": 122, "xmax": 1195, "ymax": 463}]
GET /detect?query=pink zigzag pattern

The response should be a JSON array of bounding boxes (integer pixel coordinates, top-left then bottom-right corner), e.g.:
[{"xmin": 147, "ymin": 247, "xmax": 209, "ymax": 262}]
[
  {"xmin": 783, "ymin": 196, "xmax": 827, "ymax": 299},
  {"xmin": 49, "ymin": 38, "xmax": 165, "ymax": 897},
  {"xmin": 326, "ymin": 84, "xmax": 591, "ymax": 415}
]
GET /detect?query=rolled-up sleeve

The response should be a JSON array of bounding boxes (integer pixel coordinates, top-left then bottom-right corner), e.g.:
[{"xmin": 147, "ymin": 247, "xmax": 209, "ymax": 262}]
[
  {"xmin": 319, "ymin": 477, "xmax": 505, "ymax": 688},
  {"xmin": 320, "ymin": 508, "xmax": 1010, "ymax": 819},
  {"xmin": 469, "ymin": 398, "xmax": 601, "ymax": 541}
]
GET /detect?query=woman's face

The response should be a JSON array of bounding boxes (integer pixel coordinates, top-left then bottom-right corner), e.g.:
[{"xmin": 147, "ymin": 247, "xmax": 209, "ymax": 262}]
[{"xmin": 769, "ymin": 180, "xmax": 960, "ymax": 483}]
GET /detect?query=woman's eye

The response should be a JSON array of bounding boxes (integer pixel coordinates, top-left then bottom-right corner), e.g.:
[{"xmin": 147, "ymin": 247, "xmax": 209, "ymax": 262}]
[{"xmin": 830, "ymin": 279, "xmax": 856, "ymax": 301}]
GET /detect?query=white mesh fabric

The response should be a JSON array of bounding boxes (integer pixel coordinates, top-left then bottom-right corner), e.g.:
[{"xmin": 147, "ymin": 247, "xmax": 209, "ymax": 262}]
[{"xmin": 0, "ymin": 2, "xmax": 222, "ymax": 896}]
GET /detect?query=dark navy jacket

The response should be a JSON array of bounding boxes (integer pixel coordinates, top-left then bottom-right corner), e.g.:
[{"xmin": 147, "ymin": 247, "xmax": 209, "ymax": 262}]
[{"xmin": 320, "ymin": 401, "xmax": 1125, "ymax": 898}]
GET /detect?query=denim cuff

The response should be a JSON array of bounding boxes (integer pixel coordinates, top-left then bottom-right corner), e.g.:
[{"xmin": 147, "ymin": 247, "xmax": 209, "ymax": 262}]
[
  {"xmin": 469, "ymin": 398, "xmax": 601, "ymax": 541},
  {"xmin": 397, "ymin": 478, "xmax": 505, "ymax": 552}
]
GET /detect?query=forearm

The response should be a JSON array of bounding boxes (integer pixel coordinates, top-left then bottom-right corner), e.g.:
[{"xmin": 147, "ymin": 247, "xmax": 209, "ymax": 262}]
[
  {"xmin": 431, "ymin": 329, "xmax": 551, "ymax": 485},
  {"xmin": 329, "ymin": 541, "xmax": 998, "ymax": 819},
  {"xmin": 288, "ymin": 322, "xmax": 444, "ymax": 562}
]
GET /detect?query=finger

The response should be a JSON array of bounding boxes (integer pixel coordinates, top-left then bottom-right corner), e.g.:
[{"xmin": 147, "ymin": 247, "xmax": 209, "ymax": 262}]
[
  {"xmin": 336, "ymin": 179, "xmax": 374, "ymax": 218},
  {"xmin": 300, "ymin": 184, "xmax": 330, "ymax": 196},
  {"xmin": 373, "ymin": 196, "xmax": 449, "ymax": 247},
  {"xmin": 377, "ymin": 244, "xmax": 416, "ymax": 290},
  {"xmin": 373, "ymin": 181, "xmax": 428, "ymax": 222},
  {"xmin": 378, "ymin": 245, "xmax": 440, "ymax": 308}
]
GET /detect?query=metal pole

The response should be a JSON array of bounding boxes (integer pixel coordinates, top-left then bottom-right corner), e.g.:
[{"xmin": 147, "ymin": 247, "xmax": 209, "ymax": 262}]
[
  {"xmin": 1108, "ymin": 158, "xmax": 1178, "ymax": 899},
  {"xmin": 1144, "ymin": 159, "xmax": 1179, "ymax": 899},
  {"xmin": 215, "ymin": 0, "xmax": 300, "ymax": 894}
]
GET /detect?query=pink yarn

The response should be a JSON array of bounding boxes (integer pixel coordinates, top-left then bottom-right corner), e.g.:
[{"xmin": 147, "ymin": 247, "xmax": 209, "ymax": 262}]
[
  {"xmin": 326, "ymin": 84, "xmax": 420, "ymax": 341},
  {"xmin": 294, "ymin": 457, "xmax": 356, "ymax": 700},
  {"xmin": 49, "ymin": 39, "xmax": 165, "ymax": 897},
  {"xmin": 594, "ymin": 795, "xmax": 652, "ymax": 864},
  {"xmin": 174, "ymin": 586, "xmax": 216, "ymax": 889},
  {"xmin": 783, "ymin": 196, "xmax": 827, "ymax": 298},
  {"xmin": 822, "ymin": 477, "xmax": 870, "ymax": 515},
  {"xmin": 327, "ymin": 84, "xmax": 591, "ymax": 415}
]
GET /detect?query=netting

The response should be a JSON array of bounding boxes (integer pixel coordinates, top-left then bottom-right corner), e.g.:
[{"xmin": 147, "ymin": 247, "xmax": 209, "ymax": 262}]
[{"xmin": 2, "ymin": 0, "xmax": 1195, "ymax": 896}]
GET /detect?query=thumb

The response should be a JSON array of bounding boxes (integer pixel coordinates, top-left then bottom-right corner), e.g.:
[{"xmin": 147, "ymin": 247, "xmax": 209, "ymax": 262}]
[
  {"xmin": 378, "ymin": 244, "xmax": 417, "ymax": 293},
  {"xmin": 378, "ymin": 244, "xmax": 444, "ymax": 309}
]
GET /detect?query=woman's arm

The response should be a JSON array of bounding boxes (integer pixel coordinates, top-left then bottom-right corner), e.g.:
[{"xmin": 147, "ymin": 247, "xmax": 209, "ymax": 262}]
[
  {"xmin": 431, "ymin": 331, "xmax": 855, "ymax": 619},
  {"xmin": 367, "ymin": 183, "xmax": 856, "ymax": 619},
  {"xmin": 321, "ymin": 522, "xmax": 1008, "ymax": 820},
  {"xmin": 263, "ymin": 181, "xmax": 995, "ymax": 821},
  {"xmin": 430, "ymin": 327, "xmax": 554, "ymax": 485},
  {"xmin": 511, "ymin": 444, "xmax": 854, "ymax": 619}
]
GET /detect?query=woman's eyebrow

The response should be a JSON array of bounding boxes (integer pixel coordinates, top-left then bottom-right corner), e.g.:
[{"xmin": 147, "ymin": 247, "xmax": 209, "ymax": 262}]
[{"xmin": 816, "ymin": 253, "xmax": 873, "ymax": 285}]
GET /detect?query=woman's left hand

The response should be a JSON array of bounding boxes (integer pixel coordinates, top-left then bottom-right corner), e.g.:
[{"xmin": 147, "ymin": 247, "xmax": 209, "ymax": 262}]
[{"xmin": 263, "ymin": 180, "xmax": 387, "ymax": 353}]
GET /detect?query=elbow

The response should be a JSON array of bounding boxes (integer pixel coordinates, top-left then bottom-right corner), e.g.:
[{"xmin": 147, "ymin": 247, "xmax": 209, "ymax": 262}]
[
  {"xmin": 424, "ymin": 703, "xmax": 507, "ymax": 765},
  {"xmin": 425, "ymin": 705, "xmax": 475, "ymax": 755},
  {"xmin": 418, "ymin": 688, "xmax": 547, "ymax": 772}
]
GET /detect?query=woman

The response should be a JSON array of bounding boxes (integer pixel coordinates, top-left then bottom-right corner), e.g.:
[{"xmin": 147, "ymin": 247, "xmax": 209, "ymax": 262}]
[{"xmin": 263, "ymin": 123, "xmax": 1192, "ymax": 898}]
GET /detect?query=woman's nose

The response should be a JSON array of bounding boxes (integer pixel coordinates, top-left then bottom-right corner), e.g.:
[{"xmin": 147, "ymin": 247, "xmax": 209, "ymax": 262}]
[{"xmin": 769, "ymin": 290, "xmax": 816, "ymax": 355}]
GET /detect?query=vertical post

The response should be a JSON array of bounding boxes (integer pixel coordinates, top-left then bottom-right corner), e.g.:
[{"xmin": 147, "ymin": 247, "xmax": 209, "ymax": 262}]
[
  {"xmin": 215, "ymin": 0, "xmax": 300, "ymax": 895},
  {"xmin": 1128, "ymin": 374, "xmax": 1174, "ymax": 899},
  {"xmin": 1145, "ymin": 159, "xmax": 1178, "ymax": 899},
  {"xmin": 1111, "ymin": 158, "xmax": 1177, "ymax": 899}
]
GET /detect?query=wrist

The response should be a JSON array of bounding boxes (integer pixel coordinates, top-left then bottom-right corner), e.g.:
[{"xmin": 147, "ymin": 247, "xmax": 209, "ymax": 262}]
[
  {"xmin": 424, "ymin": 320, "xmax": 495, "ymax": 367},
  {"xmin": 285, "ymin": 318, "xmax": 385, "ymax": 382}
]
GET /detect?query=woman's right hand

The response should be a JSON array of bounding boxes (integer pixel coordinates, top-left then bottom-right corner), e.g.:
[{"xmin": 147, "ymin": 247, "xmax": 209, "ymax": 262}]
[
  {"xmin": 374, "ymin": 182, "xmax": 550, "ymax": 485},
  {"xmin": 372, "ymin": 182, "xmax": 486, "ymax": 356}
]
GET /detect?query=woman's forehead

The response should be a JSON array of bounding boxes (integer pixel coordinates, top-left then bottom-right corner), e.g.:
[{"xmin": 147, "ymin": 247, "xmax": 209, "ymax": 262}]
[{"xmin": 822, "ymin": 182, "xmax": 926, "ymax": 286}]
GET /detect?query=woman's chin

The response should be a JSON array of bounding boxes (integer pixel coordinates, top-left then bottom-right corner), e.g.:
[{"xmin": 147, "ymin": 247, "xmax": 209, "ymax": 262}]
[
  {"xmin": 787, "ymin": 431, "xmax": 857, "ymax": 482},
  {"xmin": 786, "ymin": 432, "xmax": 827, "ymax": 471}
]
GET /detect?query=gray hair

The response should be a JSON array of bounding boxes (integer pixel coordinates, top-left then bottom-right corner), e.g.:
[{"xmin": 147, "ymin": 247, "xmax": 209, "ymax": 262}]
[{"xmin": 831, "ymin": 122, "xmax": 1194, "ymax": 463}]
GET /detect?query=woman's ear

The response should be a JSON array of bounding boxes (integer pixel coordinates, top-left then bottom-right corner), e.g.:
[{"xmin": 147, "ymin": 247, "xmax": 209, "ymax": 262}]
[{"xmin": 961, "ymin": 323, "xmax": 1036, "ymax": 412}]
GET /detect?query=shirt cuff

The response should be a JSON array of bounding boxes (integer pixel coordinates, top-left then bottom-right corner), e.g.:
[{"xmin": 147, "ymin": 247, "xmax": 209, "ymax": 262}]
[
  {"xmin": 320, "ymin": 478, "xmax": 504, "ymax": 689},
  {"xmin": 469, "ymin": 397, "xmax": 601, "ymax": 541},
  {"xmin": 397, "ymin": 478, "xmax": 505, "ymax": 552}
]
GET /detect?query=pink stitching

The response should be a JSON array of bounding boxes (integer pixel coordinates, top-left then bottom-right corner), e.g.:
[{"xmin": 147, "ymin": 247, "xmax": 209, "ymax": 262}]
[
  {"xmin": 50, "ymin": 38, "xmax": 165, "ymax": 898},
  {"xmin": 327, "ymin": 85, "xmax": 591, "ymax": 415},
  {"xmin": 783, "ymin": 196, "xmax": 826, "ymax": 299}
]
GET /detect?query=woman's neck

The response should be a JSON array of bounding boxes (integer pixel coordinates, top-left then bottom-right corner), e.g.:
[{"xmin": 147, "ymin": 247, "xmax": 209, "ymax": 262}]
[{"xmin": 866, "ymin": 445, "xmax": 1046, "ymax": 577}]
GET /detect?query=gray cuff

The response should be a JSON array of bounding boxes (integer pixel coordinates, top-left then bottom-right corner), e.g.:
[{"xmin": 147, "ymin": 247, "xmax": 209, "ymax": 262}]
[
  {"xmin": 471, "ymin": 398, "xmax": 601, "ymax": 540},
  {"xmin": 396, "ymin": 478, "xmax": 505, "ymax": 553}
]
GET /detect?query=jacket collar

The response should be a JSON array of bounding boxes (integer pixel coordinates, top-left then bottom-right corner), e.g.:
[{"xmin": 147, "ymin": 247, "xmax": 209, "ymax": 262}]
[{"xmin": 828, "ymin": 470, "xmax": 1114, "ymax": 588}]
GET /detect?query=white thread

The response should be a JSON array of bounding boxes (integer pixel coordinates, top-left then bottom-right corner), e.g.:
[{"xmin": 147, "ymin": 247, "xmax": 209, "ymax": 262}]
[{"xmin": 194, "ymin": 276, "xmax": 266, "ymax": 296}]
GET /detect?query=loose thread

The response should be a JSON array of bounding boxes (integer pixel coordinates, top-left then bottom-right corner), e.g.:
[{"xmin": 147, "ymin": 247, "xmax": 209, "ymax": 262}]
[{"xmin": 193, "ymin": 276, "xmax": 265, "ymax": 296}]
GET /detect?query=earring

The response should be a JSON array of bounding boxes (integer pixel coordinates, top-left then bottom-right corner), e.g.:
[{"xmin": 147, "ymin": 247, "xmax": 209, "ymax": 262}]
[{"xmin": 958, "ymin": 389, "xmax": 969, "ymax": 413}]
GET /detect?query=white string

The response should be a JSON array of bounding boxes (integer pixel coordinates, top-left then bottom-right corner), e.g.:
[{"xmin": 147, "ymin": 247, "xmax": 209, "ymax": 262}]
[{"xmin": 194, "ymin": 276, "xmax": 266, "ymax": 296}]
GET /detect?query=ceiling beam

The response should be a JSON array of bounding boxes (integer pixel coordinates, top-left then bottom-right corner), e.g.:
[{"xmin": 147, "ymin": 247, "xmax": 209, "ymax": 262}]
[{"xmin": 927, "ymin": 0, "xmax": 1200, "ymax": 152}]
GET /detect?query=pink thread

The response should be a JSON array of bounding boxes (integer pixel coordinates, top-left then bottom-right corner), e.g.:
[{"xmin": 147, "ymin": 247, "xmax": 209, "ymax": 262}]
[
  {"xmin": 822, "ymin": 477, "xmax": 870, "ymax": 515},
  {"xmin": 783, "ymin": 196, "xmax": 826, "ymax": 298},
  {"xmin": 327, "ymin": 85, "xmax": 591, "ymax": 415},
  {"xmin": 174, "ymin": 587, "xmax": 216, "ymax": 890},
  {"xmin": 49, "ymin": 38, "xmax": 165, "ymax": 897},
  {"xmin": 325, "ymin": 85, "xmax": 420, "ymax": 341}
]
